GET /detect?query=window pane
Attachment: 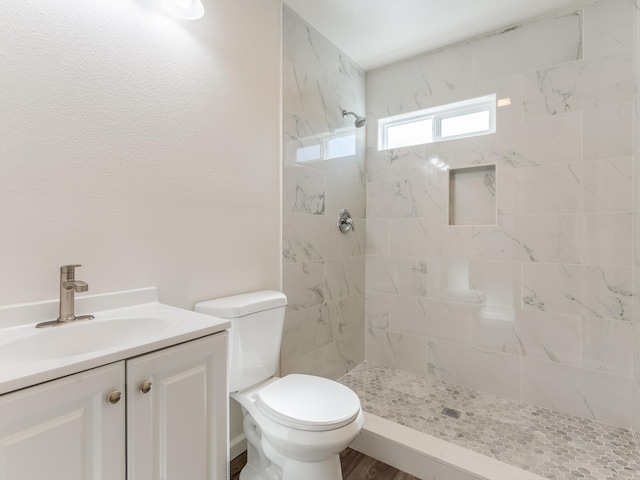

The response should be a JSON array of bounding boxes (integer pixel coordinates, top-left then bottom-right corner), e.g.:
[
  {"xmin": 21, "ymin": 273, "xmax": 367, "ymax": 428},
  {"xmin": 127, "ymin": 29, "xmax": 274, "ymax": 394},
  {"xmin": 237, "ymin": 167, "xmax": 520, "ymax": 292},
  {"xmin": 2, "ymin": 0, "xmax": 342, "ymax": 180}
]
[
  {"xmin": 386, "ymin": 118, "xmax": 433, "ymax": 149},
  {"xmin": 326, "ymin": 134, "xmax": 356, "ymax": 159},
  {"xmin": 296, "ymin": 144, "xmax": 321, "ymax": 163},
  {"xmin": 440, "ymin": 110, "xmax": 490, "ymax": 138}
]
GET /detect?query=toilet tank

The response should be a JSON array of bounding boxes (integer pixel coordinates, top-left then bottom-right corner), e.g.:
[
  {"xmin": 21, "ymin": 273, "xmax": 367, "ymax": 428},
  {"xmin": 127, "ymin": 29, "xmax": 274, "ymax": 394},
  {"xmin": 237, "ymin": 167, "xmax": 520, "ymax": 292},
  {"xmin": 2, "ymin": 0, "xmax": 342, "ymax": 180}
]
[{"xmin": 194, "ymin": 291, "xmax": 287, "ymax": 392}]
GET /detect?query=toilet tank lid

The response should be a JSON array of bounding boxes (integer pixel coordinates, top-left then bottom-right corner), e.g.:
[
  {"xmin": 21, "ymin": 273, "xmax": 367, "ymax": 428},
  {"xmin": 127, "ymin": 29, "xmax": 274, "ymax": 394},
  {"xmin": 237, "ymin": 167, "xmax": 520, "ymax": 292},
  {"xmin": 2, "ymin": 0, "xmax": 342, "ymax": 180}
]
[{"xmin": 194, "ymin": 290, "xmax": 287, "ymax": 318}]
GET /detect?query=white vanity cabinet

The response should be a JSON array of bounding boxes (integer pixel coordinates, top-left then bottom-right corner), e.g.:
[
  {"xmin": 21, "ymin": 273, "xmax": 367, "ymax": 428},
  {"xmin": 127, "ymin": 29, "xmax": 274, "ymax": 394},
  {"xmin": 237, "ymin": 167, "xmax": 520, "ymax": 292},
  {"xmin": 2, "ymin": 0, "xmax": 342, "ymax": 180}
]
[
  {"xmin": 127, "ymin": 333, "xmax": 228, "ymax": 480},
  {"xmin": 0, "ymin": 332, "xmax": 227, "ymax": 480},
  {"xmin": 0, "ymin": 362, "xmax": 126, "ymax": 480}
]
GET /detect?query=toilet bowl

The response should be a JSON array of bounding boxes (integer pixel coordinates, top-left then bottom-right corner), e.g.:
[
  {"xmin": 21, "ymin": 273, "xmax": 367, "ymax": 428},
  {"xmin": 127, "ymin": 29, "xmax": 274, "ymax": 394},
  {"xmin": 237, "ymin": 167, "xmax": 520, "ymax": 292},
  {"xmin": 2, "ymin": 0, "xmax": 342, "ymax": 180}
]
[{"xmin": 195, "ymin": 291, "xmax": 363, "ymax": 480}]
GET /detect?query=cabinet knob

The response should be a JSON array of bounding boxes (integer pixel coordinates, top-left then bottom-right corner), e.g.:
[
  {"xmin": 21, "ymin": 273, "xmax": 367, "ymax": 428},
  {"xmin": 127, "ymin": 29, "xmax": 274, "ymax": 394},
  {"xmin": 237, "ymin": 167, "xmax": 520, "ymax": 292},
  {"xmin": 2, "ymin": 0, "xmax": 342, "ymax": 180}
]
[
  {"xmin": 139, "ymin": 380, "xmax": 152, "ymax": 394},
  {"xmin": 107, "ymin": 390, "xmax": 122, "ymax": 404}
]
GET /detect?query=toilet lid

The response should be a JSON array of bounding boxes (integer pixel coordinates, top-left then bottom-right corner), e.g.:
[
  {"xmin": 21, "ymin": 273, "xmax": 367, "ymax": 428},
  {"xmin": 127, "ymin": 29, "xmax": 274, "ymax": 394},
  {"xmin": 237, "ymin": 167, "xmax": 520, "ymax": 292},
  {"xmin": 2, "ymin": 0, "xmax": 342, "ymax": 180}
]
[{"xmin": 256, "ymin": 374, "xmax": 361, "ymax": 432}]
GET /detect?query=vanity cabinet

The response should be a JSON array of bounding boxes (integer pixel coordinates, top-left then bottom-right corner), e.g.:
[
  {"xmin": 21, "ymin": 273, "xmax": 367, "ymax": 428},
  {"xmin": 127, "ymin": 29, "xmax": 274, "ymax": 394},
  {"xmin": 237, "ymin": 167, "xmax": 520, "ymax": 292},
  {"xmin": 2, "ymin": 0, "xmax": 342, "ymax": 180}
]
[
  {"xmin": 0, "ymin": 362, "xmax": 126, "ymax": 480},
  {"xmin": 127, "ymin": 333, "xmax": 227, "ymax": 480},
  {"xmin": 0, "ymin": 333, "xmax": 227, "ymax": 480}
]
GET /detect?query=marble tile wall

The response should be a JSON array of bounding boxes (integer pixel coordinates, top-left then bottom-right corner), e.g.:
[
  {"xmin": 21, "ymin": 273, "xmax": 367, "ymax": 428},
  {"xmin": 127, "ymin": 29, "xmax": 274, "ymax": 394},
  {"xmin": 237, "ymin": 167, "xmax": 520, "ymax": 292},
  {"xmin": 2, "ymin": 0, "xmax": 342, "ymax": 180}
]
[
  {"xmin": 633, "ymin": 0, "xmax": 640, "ymax": 442},
  {"xmin": 281, "ymin": 7, "xmax": 366, "ymax": 379},
  {"xmin": 365, "ymin": 0, "xmax": 639, "ymax": 430}
]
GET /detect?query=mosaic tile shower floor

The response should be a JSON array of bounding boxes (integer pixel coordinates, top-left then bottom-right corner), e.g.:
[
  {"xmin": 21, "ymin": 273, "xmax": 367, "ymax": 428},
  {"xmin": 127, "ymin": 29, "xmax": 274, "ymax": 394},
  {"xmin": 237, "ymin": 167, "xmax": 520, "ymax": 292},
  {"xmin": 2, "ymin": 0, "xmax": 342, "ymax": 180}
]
[{"xmin": 338, "ymin": 362, "xmax": 640, "ymax": 480}]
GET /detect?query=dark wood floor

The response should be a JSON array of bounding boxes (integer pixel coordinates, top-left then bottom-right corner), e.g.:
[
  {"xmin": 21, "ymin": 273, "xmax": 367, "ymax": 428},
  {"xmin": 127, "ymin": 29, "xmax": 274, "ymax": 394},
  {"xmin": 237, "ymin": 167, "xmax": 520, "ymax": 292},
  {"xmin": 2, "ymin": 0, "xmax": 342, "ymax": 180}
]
[{"xmin": 230, "ymin": 447, "xmax": 419, "ymax": 480}]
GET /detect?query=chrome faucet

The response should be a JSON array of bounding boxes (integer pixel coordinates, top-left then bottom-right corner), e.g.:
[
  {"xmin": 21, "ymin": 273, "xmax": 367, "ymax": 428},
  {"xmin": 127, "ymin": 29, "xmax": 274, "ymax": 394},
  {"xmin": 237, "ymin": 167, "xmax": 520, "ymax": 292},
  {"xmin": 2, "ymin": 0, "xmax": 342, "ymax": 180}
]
[{"xmin": 36, "ymin": 264, "xmax": 95, "ymax": 328}]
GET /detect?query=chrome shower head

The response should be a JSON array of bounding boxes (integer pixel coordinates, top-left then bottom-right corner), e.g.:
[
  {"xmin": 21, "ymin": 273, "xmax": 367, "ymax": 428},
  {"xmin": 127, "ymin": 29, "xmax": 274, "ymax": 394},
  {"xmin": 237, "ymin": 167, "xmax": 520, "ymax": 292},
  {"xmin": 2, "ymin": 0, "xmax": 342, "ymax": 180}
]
[{"xmin": 342, "ymin": 110, "xmax": 367, "ymax": 128}]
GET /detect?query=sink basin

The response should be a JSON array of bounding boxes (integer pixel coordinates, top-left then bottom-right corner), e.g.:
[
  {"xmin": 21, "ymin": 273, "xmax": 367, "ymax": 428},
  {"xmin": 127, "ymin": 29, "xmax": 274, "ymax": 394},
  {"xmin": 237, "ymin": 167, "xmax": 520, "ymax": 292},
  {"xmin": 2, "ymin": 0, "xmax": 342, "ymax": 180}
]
[
  {"xmin": 0, "ymin": 316, "xmax": 173, "ymax": 363},
  {"xmin": 0, "ymin": 287, "xmax": 230, "ymax": 394}
]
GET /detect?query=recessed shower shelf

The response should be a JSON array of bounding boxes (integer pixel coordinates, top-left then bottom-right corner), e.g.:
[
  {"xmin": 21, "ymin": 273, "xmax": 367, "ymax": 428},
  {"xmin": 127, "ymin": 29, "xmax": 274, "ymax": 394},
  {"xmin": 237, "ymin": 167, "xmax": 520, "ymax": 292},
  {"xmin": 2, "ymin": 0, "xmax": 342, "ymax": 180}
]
[{"xmin": 448, "ymin": 164, "xmax": 497, "ymax": 226}]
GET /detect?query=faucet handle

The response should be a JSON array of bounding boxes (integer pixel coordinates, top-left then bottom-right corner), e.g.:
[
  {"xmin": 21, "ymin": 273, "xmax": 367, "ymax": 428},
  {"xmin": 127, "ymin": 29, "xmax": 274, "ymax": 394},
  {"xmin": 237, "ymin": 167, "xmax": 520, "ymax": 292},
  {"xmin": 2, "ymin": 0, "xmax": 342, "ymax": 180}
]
[{"xmin": 60, "ymin": 264, "xmax": 82, "ymax": 273}]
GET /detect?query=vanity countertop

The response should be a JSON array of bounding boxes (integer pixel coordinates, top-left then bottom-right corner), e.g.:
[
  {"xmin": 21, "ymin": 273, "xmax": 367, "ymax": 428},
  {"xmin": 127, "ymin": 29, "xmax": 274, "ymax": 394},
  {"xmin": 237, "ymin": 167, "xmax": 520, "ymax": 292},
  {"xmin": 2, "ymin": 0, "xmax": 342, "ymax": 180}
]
[{"xmin": 0, "ymin": 288, "xmax": 229, "ymax": 395}]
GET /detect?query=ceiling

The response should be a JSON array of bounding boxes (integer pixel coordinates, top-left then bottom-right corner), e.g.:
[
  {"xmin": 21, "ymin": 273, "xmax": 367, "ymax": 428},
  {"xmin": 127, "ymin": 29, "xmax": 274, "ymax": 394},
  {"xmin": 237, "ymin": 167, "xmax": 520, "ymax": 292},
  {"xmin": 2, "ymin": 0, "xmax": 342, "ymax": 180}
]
[{"xmin": 283, "ymin": 0, "xmax": 594, "ymax": 71}]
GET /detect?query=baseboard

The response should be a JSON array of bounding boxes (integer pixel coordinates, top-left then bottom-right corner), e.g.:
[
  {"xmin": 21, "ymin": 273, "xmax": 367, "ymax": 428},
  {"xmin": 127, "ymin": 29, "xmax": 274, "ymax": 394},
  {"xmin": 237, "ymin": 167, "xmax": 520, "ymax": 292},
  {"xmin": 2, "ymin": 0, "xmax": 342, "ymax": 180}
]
[{"xmin": 230, "ymin": 433, "xmax": 247, "ymax": 460}]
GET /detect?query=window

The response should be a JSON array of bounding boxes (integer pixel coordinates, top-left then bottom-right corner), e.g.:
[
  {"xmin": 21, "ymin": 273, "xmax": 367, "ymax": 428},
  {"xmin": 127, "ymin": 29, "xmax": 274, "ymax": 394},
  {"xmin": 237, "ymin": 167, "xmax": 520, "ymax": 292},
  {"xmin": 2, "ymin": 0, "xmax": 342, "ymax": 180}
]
[
  {"xmin": 294, "ymin": 131, "xmax": 357, "ymax": 164},
  {"xmin": 378, "ymin": 94, "xmax": 496, "ymax": 150}
]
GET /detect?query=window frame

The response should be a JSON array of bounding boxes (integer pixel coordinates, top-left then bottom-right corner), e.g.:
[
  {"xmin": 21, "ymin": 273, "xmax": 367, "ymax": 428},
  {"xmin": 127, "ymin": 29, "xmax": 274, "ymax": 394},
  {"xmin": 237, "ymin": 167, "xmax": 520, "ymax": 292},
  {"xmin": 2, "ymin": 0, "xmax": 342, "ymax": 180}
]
[{"xmin": 378, "ymin": 94, "xmax": 496, "ymax": 150}]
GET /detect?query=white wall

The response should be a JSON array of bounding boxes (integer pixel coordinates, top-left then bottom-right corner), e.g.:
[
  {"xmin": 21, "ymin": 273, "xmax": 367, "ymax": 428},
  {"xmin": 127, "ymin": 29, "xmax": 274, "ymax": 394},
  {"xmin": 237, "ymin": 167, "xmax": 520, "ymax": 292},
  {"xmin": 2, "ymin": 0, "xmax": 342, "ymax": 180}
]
[{"xmin": 0, "ymin": 0, "xmax": 282, "ymax": 310}]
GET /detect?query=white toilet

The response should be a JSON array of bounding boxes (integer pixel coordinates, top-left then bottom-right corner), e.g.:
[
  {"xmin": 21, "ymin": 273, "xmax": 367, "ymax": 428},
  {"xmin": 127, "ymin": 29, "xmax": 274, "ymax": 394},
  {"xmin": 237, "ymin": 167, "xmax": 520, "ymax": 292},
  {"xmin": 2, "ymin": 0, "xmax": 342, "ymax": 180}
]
[{"xmin": 195, "ymin": 290, "xmax": 363, "ymax": 480}]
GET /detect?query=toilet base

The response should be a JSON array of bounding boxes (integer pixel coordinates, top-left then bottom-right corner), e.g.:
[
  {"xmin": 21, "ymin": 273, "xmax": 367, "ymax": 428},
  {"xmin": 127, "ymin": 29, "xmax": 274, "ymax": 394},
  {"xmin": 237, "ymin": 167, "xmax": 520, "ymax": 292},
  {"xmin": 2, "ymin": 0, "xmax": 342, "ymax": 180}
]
[
  {"xmin": 241, "ymin": 412, "xmax": 344, "ymax": 480},
  {"xmin": 241, "ymin": 443, "xmax": 343, "ymax": 480}
]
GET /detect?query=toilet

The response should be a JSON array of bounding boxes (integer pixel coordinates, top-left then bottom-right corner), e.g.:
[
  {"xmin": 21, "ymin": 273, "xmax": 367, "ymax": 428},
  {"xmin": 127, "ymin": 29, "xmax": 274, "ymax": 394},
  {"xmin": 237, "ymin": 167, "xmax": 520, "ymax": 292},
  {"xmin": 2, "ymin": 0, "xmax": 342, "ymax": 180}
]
[{"xmin": 195, "ymin": 290, "xmax": 363, "ymax": 480}]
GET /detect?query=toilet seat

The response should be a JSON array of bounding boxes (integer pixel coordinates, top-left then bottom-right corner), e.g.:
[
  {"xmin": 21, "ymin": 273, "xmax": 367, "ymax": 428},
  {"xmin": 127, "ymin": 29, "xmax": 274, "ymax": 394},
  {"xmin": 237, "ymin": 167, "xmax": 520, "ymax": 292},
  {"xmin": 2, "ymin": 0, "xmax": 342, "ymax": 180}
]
[{"xmin": 256, "ymin": 374, "xmax": 361, "ymax": 432}]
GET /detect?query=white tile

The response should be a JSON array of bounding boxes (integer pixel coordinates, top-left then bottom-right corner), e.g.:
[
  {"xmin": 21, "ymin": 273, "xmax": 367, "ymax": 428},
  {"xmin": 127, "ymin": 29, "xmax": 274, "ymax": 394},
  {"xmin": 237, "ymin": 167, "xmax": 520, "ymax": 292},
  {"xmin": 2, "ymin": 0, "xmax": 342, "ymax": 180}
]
[
  {"xmin": 283, "ymin": 165, "xmax": 325, "ymax": 215},
  {"xmin": 471, "ymin": 11, "xmax": 582, "ymax": 84},
  {"xmin": 582, "ymin": 265, "xmax": 634, "ymax": 322},
  {"xmin": 496, "ymin": 164, "xmax": 522, "ymax": 215},
  {"xmin": 367, "ymin": 43, "xmax": 472, "ymax": 118},
  {"xmin": 522, "ymin": 265, "xmax": 632, "ymax": 322},
  {"xmin": 337, "ymin": 217, "xmax": 366, "ymax": 258},
  {"xmin": 282, "ymin": 260, "xmax": 325, "ymax": 312},
  {"xmin": 427, "ymin": 339, "xmax": 521, "ymax": 400},
  {"xmin": 366, "ymin": 257, "xmax": 429, "ymax": 297},
  {"xmin": 335, "ymin": 327, "xmax": 366, "ymax": 373},
  {"xmin": 582, "ymin": 316, "xmax": 635, "ymax": 376},
  {"xmin": 389, "ymin": 295, "xmax": 471, "ymax": 344},
  {"xmin": 366, "ymin": 219, "xmax": 390, "ymax": 256},
  {"xmin": 471, "ymin": 214, "xmax": 581, "ymax": 264},
  {"xmin": 522, "ymin": 164, "xmax": 583, "ymax": 214},
  {"xmin": 583, "ymin": 103, "xmax": 633, "ymax": 161},
  {"xmin": 481, "ymin": 112, "xmax": 582, "ymax": 168},
  {"xmin": 522, "ymin": 263, "xmax": 582, "ymax": 315},
  {"xmin": 333, "ymin": 294, "xmax": 365, "ymax": 338},
  {"xmin": 582, "ymin": 157, "xmax": 633, "ymax": 213},
  {"xmin": 522, "ymin": 358, "xmax": 633, "ymax": 428},
  {"xmin": 283, "ymin": 7, "xmax": 365, "ymax": 138},
  {"xmin": 366, "ymin": 175, "xmax": 447, "ymax": 219},
  {"xmin": 470, "ymin": 307, "xmax": 582, "ymax": 366},
  {"xmin": 281, "ymin": 341, "xmax": 348, "ymax": 380},
  {"xmin": 324, "ymin": 256, "xmax": 365, "ymax": 301},
  {"xmin": 582, "ymin": 213, "xmax": 633, "ymax": 266},
  {"xmin": 365, "ymin": 292, "xmax": 389, "ymax": 330},
  {"xmin": 523, "ymin": 49, "xmax": 634, "ymax": 118},
  {"xmin": 283, "ymin": 214, "xmax": 337, "ymax": 263},
  {"xmin": 634, "ymin": 325, "xmax": 640, "ymax": 384},
  {"xmin": 390, "ymin": 218, "xmax": 471, "ymax": 258},
  {"xmin": 325, "ymin": 173, "xmax": 365, "ymax": 219},
  {"xmin": 468, "ymin": 261, "xmax": 521, "ymax": 308},
  {"xmin": 516, "ymin": 214, "xmax": 582, "ymax": 264},
  {"xmin": 366, "ymin": 328, "xmax": 428, "ymax": 376},
  {"xmin": 281, "ymin": 304, "xmax": 333, "ymax": 366},
  {"xmin": 633, "ymin": 381, "xmax": 640, "ymax": 439},
  {"xmin": 636, "ymin": 212, "xmax": 640, "ymax": 271},
  {"xmin": 584, "ymin": 0, "xmax": 635, "ymax": 58},
  {"xmin": 426, "ymin": 258, "xmax": 485, "ymax": 304},
  {"xmin": 365, "ymin": 144, "xmax": 431, "ymax": 184}
]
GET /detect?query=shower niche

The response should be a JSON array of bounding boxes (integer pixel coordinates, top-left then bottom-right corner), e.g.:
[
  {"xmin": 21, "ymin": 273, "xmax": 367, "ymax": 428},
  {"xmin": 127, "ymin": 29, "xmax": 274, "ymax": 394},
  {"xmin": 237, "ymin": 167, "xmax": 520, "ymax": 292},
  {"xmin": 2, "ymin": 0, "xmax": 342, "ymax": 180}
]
[{"xmin": 448, "ymin": 164, "xmax": 496, "ymax": 226}]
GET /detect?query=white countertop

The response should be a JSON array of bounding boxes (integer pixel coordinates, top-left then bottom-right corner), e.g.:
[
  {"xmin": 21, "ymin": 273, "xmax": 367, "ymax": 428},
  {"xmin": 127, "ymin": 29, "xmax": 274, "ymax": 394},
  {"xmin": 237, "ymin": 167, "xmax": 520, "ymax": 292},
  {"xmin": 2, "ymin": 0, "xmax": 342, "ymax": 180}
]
[{"xmin": 0, "ymin": 288, "xmax": 229, "ymax": 395}]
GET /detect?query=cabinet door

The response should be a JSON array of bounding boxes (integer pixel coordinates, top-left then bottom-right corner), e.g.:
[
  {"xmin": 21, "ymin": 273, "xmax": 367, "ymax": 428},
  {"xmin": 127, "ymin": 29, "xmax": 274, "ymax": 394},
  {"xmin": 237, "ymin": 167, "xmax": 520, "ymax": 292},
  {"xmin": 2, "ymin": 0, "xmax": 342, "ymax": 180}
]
[
  {"xmin": 0, "ymin": 363, "xmax": 126, "ymax": 480},
  {"xmin": 127, "ymin": 333, "xmax": 228, "ymax": 480}
]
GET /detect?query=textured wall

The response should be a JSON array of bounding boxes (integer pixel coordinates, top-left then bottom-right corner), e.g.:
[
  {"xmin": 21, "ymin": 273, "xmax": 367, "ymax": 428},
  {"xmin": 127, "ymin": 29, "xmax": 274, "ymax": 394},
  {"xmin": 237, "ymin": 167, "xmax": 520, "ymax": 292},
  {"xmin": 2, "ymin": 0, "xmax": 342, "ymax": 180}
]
[
  {"xmin": 281, "ymin": 6, "xmax": 366, "ymax": 379},
  {"xmin": 366, "ymin": 0, "xmax": 637, "ymax": 430},
  {"xmin": 0, "ymin": 0, "xmax": 282, "ymax": 310}
]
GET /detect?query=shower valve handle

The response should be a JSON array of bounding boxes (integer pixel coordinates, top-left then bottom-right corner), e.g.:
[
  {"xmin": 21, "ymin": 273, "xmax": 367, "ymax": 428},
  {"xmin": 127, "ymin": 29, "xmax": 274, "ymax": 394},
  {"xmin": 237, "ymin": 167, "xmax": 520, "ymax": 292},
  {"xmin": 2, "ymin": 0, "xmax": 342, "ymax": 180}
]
[{"xmin": 338, "ymin": 209, "xmax": 355, "ymax": 233}]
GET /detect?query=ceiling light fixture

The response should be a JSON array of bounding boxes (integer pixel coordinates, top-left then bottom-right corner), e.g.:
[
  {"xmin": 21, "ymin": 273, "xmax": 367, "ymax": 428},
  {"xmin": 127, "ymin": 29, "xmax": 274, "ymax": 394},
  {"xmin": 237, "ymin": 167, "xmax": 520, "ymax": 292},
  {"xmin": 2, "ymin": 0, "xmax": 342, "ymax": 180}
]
[{"xmin": 163, "ymin": 0, "xmax": 205, "ymax": 20}]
